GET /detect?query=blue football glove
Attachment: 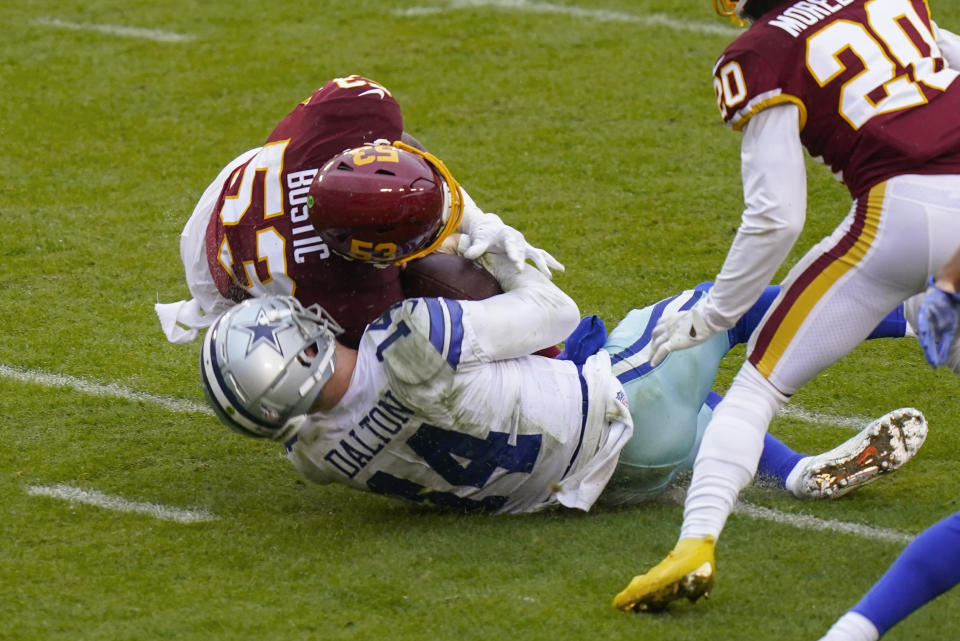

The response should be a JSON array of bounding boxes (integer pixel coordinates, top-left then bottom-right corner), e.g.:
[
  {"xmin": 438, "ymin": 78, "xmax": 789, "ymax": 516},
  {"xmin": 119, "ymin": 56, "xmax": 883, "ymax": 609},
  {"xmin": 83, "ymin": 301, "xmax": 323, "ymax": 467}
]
[{"xmin": 917, "ymin": 277, "xmax": 960, "ymax": 368}]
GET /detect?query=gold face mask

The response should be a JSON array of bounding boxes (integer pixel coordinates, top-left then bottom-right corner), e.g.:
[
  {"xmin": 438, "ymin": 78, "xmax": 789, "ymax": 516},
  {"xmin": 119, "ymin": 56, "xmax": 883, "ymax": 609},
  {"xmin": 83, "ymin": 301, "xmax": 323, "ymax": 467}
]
[{"xmin": 389, "ymin": 140, "xmax": 464, "ymax": 266}]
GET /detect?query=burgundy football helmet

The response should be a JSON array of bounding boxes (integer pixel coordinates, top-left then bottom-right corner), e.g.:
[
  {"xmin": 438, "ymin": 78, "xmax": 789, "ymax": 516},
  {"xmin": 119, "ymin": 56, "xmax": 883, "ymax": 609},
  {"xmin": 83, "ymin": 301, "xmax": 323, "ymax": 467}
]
[{"xmin": 307, "ymin": 141, "xmax": 463, "ymax": 265}]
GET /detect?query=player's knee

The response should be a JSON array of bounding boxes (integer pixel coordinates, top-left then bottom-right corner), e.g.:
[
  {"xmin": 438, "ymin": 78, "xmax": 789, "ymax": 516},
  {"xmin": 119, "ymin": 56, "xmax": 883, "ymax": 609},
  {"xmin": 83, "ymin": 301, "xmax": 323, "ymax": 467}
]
[
  {"xmin": 606, "ymin": 461, "xmax": 684, "ymax": 504},
  {"xmin": 722, "ymin": 364, "xmax": 788, "ymax": 423},
  {"xmin": 620, "ymin": 421, "xmax": 699, "ymax": 469}
]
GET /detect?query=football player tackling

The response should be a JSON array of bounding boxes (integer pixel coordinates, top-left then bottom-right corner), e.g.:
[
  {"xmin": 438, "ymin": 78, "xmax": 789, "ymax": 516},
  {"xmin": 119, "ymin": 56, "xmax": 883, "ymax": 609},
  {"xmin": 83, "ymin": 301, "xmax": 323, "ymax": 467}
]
[
  {"xmin": 614, "ymin": 0, "xmax": 960, "ymax": 619},
  {"xmin": 155, "ymin": 75, "xmax": 561, "ymax": 349},
  {"xmin": 197, "ymin": 243, "xmax": 925, "ymax": 517}
]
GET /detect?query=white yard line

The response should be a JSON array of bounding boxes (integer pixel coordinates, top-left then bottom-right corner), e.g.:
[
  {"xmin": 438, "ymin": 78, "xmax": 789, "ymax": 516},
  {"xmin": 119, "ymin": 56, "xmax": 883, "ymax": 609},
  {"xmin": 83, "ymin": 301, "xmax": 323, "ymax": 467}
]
[
  {"xmin": 659, "ymin": 486, "xmax": 915, "ymax": 544},
  {"xmin": 0, "ymin": 363, "xmax": 212, "ymax": 416},
  {"xmin": 26, "ymin": 484, "xmax": 217, "ymax": 523},
  {"xmin": 0, "ymin": 363, "xmax": 865, "ymax": 428},
  {"xmin": 32, "ymin": 17, "xmax": 194, "ymax": 43},
  {"xmin": 393, "ymin": 0, "xmax": 741, "ymax": 37},
  {"xmin": 735, "ymin": 501, "xmax": 914, "ymax": 544},
  {"xmin": 778, "ymin": 405, "xmax": 872, "ymax": 429}
]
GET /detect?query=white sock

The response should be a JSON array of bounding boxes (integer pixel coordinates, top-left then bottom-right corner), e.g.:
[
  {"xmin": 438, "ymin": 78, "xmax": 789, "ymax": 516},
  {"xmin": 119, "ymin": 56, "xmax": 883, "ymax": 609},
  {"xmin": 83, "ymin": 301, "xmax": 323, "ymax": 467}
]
[
  {"xmin": 680, "ymin": 454, "xmax": 755, "ymax": 539},
  {"xmin": 784, "ymin": 455, "xmax": 813, "ymax": 497},
  {"xmin": 902, "ymin": 292, "xmax": 921, "ymax": 337},
  {"xmin": 818, "ymin": 612, "xmax": 880, "ymax": 641},
  {"xmin": 679, "ymin": 364, "xmax": 787, "ymax": 540}
]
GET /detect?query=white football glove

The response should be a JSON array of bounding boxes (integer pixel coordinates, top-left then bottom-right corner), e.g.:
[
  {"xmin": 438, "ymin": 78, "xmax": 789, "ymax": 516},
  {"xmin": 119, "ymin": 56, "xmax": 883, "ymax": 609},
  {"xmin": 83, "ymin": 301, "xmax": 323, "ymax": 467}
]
[
  {"xmin": 649, "ymin": 307, "xmax": 721, "ymax": 367},
  {"xmin": 458, "ymin": 222, "xmax": 564, "ymax": 278}
]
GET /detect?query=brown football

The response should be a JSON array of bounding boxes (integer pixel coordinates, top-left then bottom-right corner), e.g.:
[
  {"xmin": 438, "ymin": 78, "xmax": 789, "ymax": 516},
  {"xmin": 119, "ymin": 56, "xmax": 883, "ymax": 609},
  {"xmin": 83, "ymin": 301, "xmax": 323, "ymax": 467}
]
[{"xmin": 400, "ymin": 253, "xmax": 503, "ymax": 301}]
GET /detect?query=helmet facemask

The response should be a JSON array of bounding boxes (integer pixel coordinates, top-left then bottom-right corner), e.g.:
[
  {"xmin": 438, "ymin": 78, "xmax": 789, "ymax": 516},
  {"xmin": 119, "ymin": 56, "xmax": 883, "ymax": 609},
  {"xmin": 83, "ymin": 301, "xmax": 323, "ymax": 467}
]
[{"xmin": 389, "ymin": 141, "xmax": 463, "ymax": 264}]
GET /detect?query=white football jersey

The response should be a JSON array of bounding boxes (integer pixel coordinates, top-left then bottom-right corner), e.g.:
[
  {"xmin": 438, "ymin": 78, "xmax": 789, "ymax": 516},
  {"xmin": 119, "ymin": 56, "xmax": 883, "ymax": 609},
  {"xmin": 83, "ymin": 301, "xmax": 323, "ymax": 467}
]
[{"xmin": 286, "ymin": 260, "xmax": 633, "ymax": 514}]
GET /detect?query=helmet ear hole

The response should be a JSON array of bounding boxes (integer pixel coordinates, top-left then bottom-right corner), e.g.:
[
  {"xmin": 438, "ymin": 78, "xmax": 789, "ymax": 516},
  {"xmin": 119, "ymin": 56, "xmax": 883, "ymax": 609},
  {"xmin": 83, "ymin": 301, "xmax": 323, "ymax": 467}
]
[{"xmin": 296, "ymin": 341, "xmax": 320, "ymax": 366}]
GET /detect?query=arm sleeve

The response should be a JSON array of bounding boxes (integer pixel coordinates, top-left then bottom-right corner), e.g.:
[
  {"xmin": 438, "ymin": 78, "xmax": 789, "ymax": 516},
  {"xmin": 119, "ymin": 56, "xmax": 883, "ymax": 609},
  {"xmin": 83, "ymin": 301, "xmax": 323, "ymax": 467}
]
[
  {"xmin": 933, "ymin": 22, "xmax": 960, "ymax": 68},
  {"xmin": 698, "ymin": 103, "xmax": 807, "ymax": 331},
  {"xmin": 464, "ymin": 252, "xmax": 580, "ymax": 361}
]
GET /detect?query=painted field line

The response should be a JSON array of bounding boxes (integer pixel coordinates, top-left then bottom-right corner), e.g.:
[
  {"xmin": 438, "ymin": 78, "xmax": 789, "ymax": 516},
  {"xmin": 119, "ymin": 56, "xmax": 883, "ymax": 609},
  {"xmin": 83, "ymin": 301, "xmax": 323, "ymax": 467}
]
[
  {"xmin": 0, "ymin": 363, "xmax": 865, "ymax": 429},
  {"xmin": 0, "ymin": 363, "xmax": 212, "ymax": 416},
  {"xmin": 661, "ymin": 487, "xmax": 914, "ymax": 544},
  {"xmin": 735, "ymin": 501, "xmax": 914, "ymax": 544},
  {"xmin": 32, "ymin": 17, "xmax": 194, "ymax": 43},
  {"xmin": 26, "ymin": 484, "xmax": 217, "ymax": 524},
  {"xmin": 778, "ymin": 405, "xmax": 871, "ymax": 430},
  {"xmin": 393, "ymin": 0, "xmax": 741, "ymax": 37}
]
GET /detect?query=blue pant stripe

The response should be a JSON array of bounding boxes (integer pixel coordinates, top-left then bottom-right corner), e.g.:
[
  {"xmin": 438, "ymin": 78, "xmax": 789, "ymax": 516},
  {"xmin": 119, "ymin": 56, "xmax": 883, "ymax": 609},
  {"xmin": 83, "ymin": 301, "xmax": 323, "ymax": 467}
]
[
  {"xmin": 561, "ymin": 364, "xmax": 589, "ymax": 480},
  {"xmin": 443, "ymin": 299, "xmax": 464, "ymax": 367}
]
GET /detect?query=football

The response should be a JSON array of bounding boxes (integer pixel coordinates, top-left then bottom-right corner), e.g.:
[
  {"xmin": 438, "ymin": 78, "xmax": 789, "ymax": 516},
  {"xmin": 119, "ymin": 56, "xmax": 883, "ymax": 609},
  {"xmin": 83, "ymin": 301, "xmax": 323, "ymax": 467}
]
[{"xmin": 400, "ymin": 252, "xmax": 503, "ymax": 301}]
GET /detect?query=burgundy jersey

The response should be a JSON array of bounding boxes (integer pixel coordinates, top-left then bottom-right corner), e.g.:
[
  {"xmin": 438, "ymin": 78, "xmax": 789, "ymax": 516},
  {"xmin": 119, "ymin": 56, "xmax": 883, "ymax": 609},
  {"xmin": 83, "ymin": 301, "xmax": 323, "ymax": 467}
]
[
  {"xmin": 205, "ymin": 76, "xmax": 405, "ymax": 347},
  {"xmin": 713, "ymin": 0, "xmax": 960, "ymax": 197}
]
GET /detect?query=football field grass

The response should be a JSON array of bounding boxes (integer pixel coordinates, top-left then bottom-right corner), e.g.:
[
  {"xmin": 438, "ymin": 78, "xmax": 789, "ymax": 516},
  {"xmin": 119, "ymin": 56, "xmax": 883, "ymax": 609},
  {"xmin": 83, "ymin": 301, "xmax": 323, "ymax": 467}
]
[{"xmin": 3, "ymin": 1, "xmax": 960, "ymax": 639}]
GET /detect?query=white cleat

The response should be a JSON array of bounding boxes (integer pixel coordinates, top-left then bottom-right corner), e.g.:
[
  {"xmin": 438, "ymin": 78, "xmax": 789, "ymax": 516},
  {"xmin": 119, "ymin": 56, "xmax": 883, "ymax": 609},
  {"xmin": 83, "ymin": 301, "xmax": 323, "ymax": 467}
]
[{"xmin": 790, "ymin": 407, "xmax": 927, "ymax": 499}]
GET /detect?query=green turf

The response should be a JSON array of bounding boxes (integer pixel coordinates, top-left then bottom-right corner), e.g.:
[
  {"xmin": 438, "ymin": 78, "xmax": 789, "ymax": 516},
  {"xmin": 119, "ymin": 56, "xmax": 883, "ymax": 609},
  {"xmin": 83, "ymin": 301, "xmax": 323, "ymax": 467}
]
[{"xmin": 3, "ymin": 1, "xmax": 960, "ymax": 639}]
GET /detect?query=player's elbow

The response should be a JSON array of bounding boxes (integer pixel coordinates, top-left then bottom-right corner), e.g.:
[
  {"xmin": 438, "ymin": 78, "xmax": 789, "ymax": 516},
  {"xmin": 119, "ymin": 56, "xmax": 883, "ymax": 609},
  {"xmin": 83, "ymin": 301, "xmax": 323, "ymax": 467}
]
[
  {"xmin": 780, "ymin": 210, "xmax": 805, "ymax": 244},
  {"xmin": 741, "ymin": 204, "xmax": 805, "ymax": 244},
  {"xmin": 552, "ymin": 290, "xmax": 582, "ymax": 337},
  {"xmin": 525, "ymin": 284, "xmax": 580, "ymax": 337},
  {"xmin": 768, "ymin": 213, "xmax": 804, "ymax": 244}
]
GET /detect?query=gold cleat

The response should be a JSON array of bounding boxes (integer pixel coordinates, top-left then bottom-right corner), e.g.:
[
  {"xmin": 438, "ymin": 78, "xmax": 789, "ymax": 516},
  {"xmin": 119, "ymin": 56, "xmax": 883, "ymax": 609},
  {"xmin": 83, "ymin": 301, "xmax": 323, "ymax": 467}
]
[{"xmin": 612, "ymin": 536, "xmax": 716, "ymax": 612}]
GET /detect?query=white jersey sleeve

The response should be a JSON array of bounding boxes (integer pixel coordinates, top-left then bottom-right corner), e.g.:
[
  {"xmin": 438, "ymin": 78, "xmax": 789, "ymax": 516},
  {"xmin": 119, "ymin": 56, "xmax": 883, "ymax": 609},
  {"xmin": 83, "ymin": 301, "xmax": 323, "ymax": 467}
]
[
  {"xmin": 699, "ymin": 104, "xmax": 806, "ymax": 331},
  {"xmin": 468, "ymin": 252, "xmax": 580, "ymax": 359}
]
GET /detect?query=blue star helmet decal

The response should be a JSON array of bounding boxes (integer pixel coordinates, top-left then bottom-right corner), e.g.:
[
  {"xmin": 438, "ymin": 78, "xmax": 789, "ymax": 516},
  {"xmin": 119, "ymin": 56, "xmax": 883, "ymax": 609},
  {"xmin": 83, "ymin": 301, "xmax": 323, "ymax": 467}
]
[{"xmin": 238, "ymin": 308, "xmax": 284, "ymax": 356}]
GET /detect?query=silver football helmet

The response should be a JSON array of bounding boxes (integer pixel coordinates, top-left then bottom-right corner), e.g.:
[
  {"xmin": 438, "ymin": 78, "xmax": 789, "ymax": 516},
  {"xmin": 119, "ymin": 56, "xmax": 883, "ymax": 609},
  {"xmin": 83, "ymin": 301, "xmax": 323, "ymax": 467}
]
[{"xmin": 200, "ymin": 296, "xmax": 344, "ymax": 441}]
